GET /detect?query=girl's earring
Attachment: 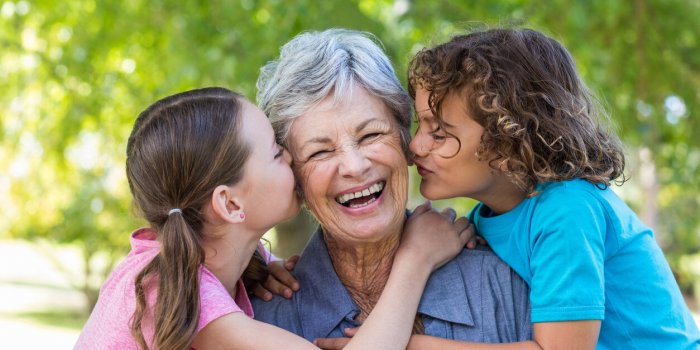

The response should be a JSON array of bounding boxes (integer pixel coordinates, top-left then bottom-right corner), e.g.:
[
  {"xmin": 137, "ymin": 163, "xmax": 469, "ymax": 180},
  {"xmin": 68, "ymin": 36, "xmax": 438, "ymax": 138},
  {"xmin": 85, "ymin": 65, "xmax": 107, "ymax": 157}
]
[{"xmin": 240, "ymin": 212, "xmax": 245, "ymax": 221}]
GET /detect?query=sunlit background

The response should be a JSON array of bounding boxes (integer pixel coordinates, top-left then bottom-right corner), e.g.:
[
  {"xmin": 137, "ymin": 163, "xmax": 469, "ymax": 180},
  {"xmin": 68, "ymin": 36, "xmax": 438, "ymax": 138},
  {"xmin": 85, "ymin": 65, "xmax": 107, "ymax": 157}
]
[{"xmin": 1, "ymin": 0, "xmax": 699, "ymax": 347}]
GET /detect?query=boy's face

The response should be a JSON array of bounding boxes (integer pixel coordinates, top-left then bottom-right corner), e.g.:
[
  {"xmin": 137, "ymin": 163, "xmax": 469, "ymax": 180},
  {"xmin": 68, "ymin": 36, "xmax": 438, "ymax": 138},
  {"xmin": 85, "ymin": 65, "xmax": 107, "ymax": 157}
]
[{"xmin": 410, "ymin": 87, "xmax": 518, "ymax": 211}]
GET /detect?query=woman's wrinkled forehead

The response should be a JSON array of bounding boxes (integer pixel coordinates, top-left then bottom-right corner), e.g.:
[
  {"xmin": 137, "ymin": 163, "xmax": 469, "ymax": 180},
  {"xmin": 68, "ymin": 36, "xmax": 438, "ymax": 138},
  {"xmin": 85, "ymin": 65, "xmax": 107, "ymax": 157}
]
[{"xmin": 287, "ymin": 90, "xmax": 397, "ymax": 149}]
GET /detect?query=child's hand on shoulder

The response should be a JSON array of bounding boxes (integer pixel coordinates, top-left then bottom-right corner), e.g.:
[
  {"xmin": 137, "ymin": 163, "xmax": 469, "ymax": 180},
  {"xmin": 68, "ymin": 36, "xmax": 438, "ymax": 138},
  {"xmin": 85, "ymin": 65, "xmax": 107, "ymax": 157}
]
[
  {"xmin": 466, "ymin": 235, "xmax": 487, "ymax": 249},
  {"xmin": 400, "ymin": 201, "xmax": 473, "ymax": 271},
  {"xmin": 250, "ymin": 255, "xmax": 300, "ymax": 301}
]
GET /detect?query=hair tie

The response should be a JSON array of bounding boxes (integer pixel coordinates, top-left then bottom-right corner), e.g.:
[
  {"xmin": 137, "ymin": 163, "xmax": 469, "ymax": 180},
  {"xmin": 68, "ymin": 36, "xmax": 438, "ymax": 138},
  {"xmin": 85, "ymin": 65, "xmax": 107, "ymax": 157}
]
[{"xmin": 168, "ymin": 208, "xmax": 182, "ymax": 216}]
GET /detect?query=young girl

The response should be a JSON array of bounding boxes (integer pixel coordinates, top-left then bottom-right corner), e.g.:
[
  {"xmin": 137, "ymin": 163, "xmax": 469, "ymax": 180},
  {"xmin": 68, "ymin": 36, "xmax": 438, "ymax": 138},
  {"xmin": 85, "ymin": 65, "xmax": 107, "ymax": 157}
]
[
  {"xmin": 74, "ymin": 87, "xmax": 472, "ymax": 349},
  {"xmin": 406, "ymin": 28, "xmax": 700, "ymax": 349}
]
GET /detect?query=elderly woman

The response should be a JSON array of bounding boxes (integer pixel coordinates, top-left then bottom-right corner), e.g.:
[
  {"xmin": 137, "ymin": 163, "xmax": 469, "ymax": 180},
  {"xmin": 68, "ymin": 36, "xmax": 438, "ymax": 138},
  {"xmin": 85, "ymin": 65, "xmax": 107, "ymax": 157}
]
[{"xmin": 251, "ymin": 29, "xmax": 532, "ymax": 345}]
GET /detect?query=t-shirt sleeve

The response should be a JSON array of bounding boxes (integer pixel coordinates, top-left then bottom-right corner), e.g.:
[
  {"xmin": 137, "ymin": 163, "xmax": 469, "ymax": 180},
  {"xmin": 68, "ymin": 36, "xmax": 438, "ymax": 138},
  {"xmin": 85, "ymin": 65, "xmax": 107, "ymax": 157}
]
[
  {"xmin": 196, "ymin": 268, "xmax": 245, "ymax": 333},
  {"xmin": 528, "ymin": 190, "xmax": 607, "ymax": 323}
]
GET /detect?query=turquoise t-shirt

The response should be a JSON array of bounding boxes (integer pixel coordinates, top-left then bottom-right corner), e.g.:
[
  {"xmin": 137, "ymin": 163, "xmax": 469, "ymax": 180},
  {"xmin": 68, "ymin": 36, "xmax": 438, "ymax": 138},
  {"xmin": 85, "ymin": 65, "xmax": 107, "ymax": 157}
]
[{"xmin": 470, "ymin": 179, "xmax": 699, "ymax": 349}]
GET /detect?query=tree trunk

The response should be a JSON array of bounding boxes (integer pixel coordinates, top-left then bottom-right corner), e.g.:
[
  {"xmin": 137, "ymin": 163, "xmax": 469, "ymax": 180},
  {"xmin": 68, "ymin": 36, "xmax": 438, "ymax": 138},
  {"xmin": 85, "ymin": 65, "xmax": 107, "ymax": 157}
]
[{"xmin": 82, "ymin": 247, "xmax": 99, "ymax": 314}]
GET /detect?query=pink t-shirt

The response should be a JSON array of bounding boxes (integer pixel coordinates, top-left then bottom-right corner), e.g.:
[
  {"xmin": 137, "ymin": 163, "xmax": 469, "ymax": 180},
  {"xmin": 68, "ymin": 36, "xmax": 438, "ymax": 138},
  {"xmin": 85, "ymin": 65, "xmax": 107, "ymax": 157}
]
[{"xmin": 75, "ymin": 228, "xmax": 260, "ymax": 349}]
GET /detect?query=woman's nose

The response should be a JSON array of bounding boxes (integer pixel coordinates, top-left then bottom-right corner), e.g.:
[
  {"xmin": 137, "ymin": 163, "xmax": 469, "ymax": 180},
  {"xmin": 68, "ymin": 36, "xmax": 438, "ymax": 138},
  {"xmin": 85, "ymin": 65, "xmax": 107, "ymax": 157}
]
[{"xmin": 338, "ymin": 147, "xmax": 371, "ymax": 178}]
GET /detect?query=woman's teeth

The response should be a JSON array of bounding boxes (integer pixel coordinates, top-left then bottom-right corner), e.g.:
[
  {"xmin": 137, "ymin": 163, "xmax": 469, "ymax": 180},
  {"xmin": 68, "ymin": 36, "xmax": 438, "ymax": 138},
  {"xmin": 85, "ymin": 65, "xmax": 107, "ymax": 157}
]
[{"xmin": 335, "ymin": 181, "xmax": 385, "ymax": 207}]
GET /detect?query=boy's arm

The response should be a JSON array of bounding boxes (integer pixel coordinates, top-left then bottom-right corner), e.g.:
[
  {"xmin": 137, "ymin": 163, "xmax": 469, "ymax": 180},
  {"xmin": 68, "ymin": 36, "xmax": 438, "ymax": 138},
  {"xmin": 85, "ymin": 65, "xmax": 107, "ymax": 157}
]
[{"xmin": 316, "ymin": 321, "xmax": 600, "ymax": 350}]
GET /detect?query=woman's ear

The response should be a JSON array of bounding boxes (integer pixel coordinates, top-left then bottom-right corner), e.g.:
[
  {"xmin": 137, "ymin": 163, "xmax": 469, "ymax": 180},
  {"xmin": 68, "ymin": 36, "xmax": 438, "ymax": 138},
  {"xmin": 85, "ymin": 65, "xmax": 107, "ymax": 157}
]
[{"xmin": 210, "ymin": 185, "xmax": 246, "ymax": 224}]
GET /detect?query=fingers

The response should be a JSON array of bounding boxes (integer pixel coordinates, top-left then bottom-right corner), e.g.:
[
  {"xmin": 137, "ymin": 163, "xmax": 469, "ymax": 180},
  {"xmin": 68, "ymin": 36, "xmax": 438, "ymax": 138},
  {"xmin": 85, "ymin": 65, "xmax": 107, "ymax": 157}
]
[
  {"xmin": 263, "ymin": 275, "xmax": 293, "ymax": 299},
  {"xmin": 285, "ymin": 255, "xmax": 300, "ymax": 272},
  {"xmin": 269, "ymin": 259, "xmax": 300, "ymax": 292},
  {"xmin": 313, "ymin": 337, "xmax": 351, "ymax": 350},
  {"xmin": 454, "ymin": 216, "xmax": 470, "ymax": 231},
  {"xmin": 466, "ymin": 234, "xmax": 487, "ymax": 249},
  {"xmin": 466, "ymin": 236, "xmax": 478, "ymax": 249},
  {"xmin": 440, "ymin": 207, "xmax": 457, "ymax": 222},
  {"xmin": 343, "ymin": 327, "xmax": 359, "ymax": 337},
  {"xmin": 411, "ymin": 200, "xmax": 433, "ymax": 216},
  {"xmin": 457, "ymin": 223, "xmax": 475, "ymax": 246},
  {"xmin": 251, "ymin": 283, "xmax": 272, "ymax": 301}
]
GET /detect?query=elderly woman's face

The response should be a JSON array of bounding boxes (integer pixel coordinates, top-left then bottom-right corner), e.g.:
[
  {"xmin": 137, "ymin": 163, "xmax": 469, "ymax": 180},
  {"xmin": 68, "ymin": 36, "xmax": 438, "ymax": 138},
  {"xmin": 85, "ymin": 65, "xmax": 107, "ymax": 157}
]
[{"xmin": 288, "ymin": 86, "xmax": 408, "ymax": 244}]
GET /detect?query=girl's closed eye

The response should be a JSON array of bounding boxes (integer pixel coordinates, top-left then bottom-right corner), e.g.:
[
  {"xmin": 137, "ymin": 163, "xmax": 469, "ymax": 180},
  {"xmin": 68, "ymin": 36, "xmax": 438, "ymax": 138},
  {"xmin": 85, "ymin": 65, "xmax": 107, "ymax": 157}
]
[{"xmin": 274, "ymin": 145, "xmax": 285, "ymax": 159}]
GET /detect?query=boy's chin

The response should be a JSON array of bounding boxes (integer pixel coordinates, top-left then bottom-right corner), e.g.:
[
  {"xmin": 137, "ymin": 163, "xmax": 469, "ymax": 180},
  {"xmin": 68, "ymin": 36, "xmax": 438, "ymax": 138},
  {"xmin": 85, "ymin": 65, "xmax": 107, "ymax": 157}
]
[{"xmin": 419, "ymin": 187, "xmax": 451, "ymax": 201}]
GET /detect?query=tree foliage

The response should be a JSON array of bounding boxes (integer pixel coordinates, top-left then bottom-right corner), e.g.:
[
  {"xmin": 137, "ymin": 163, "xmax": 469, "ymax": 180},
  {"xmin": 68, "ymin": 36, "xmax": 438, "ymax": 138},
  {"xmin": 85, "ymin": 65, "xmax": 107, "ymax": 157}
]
[{"xmin": 2, "ymin": 0, "xmax": 699, "ymax": 309}]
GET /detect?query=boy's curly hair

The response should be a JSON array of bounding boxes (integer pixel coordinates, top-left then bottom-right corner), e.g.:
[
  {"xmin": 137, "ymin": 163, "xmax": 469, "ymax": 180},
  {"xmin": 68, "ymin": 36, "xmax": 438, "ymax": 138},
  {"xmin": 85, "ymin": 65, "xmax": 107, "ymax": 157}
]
[{"xmin": 408, "ymin": 28, "xmax": 626, "ymax": 197}]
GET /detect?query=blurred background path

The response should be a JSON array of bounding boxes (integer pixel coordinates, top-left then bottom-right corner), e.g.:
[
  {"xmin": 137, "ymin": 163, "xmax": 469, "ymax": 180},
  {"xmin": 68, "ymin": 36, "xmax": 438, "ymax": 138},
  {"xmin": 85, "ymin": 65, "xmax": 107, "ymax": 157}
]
[{"xmin": 0, "ymin": 240, "xmax": 85, "ymax": 348}]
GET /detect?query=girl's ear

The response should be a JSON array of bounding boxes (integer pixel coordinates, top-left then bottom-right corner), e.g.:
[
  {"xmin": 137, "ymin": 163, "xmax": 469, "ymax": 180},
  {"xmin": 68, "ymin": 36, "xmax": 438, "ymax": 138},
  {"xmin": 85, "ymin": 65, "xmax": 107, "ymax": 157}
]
[{"xmin": 211, "ymin": 185, "xmax": 245, "ymax": 224}]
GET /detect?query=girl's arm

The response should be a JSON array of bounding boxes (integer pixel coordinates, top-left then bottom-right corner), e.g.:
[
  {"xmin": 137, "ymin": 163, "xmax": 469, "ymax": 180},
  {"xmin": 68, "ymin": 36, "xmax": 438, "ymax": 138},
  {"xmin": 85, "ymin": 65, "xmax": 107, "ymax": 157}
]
[
  {"xmin": 192, "ymin": 201, "xmax": 472, "ymax": 350},
  {"xmin": 317, "ymin": 321, "xmax": 600, "ymax": 350}
]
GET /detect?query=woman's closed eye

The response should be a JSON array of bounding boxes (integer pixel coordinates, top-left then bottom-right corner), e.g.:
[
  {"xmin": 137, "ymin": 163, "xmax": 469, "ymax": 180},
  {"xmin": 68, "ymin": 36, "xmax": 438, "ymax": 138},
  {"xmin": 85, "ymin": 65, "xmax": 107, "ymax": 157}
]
[
  {"xmin": 307, "ymin": 149, "xmax": 332, "ymax": 160},
  {"xmin": 359, "ymin": 132, "xmax": 382, "ymax": 143}
]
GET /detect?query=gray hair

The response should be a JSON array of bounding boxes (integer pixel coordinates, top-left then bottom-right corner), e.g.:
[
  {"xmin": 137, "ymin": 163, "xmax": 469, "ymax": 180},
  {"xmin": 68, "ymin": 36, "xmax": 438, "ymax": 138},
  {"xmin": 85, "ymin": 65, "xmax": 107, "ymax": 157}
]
[{"xmin": 256, "ymin": 28, "xmax": 412, "ymax": 155}]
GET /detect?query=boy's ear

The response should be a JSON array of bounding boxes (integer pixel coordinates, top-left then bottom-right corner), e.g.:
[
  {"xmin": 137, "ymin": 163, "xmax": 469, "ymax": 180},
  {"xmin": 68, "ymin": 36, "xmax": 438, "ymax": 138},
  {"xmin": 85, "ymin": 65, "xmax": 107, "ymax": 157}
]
[{"xmin": 211, "ymin": 185, "xmax": 245, "ymax": 224}]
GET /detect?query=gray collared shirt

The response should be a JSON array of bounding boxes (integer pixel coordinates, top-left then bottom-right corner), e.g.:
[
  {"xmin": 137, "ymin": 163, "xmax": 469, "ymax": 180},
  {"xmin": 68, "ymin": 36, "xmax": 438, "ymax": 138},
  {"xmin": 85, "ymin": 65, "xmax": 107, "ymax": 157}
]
[{"xmin": 252, "ymin": 228, "xmax": 533, "ymax": 342}]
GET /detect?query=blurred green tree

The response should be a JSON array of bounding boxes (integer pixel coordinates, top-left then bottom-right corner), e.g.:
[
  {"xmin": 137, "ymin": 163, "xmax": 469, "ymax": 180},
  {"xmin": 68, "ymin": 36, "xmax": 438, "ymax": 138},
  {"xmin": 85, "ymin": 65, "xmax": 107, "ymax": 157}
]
[{"xmin": 1, "ymin": 0, "xmax": 698, "ymax": 312}]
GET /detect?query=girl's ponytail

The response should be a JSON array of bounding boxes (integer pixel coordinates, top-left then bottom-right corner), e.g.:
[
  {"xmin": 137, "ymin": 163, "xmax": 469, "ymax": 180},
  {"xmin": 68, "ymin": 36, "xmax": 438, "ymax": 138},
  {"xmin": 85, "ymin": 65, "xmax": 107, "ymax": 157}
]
[{"xmin": 131, "ymin": 212, "xmax": 204, "ymax": 350}]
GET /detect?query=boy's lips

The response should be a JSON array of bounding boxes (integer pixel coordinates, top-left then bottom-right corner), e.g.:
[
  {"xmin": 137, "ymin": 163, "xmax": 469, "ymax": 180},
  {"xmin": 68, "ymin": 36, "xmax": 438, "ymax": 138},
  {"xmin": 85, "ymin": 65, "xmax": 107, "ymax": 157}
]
[{"xmin": 414, "ymin": 162, "xmax": 433, "ymax": 177}]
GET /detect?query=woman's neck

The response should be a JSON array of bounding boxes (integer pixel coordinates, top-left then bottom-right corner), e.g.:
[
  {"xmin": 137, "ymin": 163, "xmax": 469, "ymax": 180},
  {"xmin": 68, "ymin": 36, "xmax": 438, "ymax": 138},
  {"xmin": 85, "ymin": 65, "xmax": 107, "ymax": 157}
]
[
  {"xmin": 324, "ymin": 224, "xmax": 402, "ymax": 321},
  {"xmin": 201, "ymin": 225, "xmax": 262, "ymax": 297}
]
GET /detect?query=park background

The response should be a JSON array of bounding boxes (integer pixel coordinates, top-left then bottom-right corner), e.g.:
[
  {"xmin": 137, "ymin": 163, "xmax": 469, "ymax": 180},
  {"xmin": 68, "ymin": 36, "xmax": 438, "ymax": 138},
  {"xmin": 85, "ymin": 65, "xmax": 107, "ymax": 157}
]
[{"xmin": 1, "ymin": 0, "xmax": 699, "ymax": 347}]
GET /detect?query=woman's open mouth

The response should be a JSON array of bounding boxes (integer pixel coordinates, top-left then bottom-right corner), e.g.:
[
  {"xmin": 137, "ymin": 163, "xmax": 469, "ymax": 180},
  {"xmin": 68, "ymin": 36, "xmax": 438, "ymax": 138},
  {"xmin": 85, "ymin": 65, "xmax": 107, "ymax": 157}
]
[{"xmin": 335, "ymin": 181, "xmax": 385, "ymax": 209}]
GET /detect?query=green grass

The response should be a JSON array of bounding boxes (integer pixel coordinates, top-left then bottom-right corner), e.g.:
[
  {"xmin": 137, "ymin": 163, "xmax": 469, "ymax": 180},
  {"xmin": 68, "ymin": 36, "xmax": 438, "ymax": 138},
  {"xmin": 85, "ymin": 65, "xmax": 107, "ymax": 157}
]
[{"xmin": 3, "ymin": 309, "xmax": 88, "ymax": 331}]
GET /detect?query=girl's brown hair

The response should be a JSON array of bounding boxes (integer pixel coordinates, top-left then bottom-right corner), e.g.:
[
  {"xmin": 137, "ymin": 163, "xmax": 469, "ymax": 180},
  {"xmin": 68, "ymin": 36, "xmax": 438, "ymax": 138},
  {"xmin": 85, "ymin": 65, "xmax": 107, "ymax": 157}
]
[
  {"xmin": 126, "ymin": 87, "xmax": 269, "ymax": 349},
  {"xmin": 408, "ymin": 28, "xmax": 626, "ymax": 196}
]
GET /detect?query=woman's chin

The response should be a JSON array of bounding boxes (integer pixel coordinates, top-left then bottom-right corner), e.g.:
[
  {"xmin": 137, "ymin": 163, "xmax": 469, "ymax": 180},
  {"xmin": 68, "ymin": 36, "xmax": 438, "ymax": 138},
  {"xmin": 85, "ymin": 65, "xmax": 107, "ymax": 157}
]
[
  {"xmin": 337, "ymin": 225, "xmax": 398, "ymax": 244},
  {"xmin": 324, "ymin": 208, "xmax": 404, "ymax": 244}
]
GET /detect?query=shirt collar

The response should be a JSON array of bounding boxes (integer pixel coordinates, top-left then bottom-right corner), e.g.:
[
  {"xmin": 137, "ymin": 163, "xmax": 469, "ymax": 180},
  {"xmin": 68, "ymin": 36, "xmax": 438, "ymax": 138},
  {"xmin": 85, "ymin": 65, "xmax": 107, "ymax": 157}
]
[
  {"xmin": 294, "ymin": 226, "xmax": 475, "ymax": 339},
  {"xmin": 418, "ymin": 255, "xmax": 475, "ymax": 326},
  {"xmin": 295, "ymin": 228, "xmax": 359, "ymax": 340}
]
